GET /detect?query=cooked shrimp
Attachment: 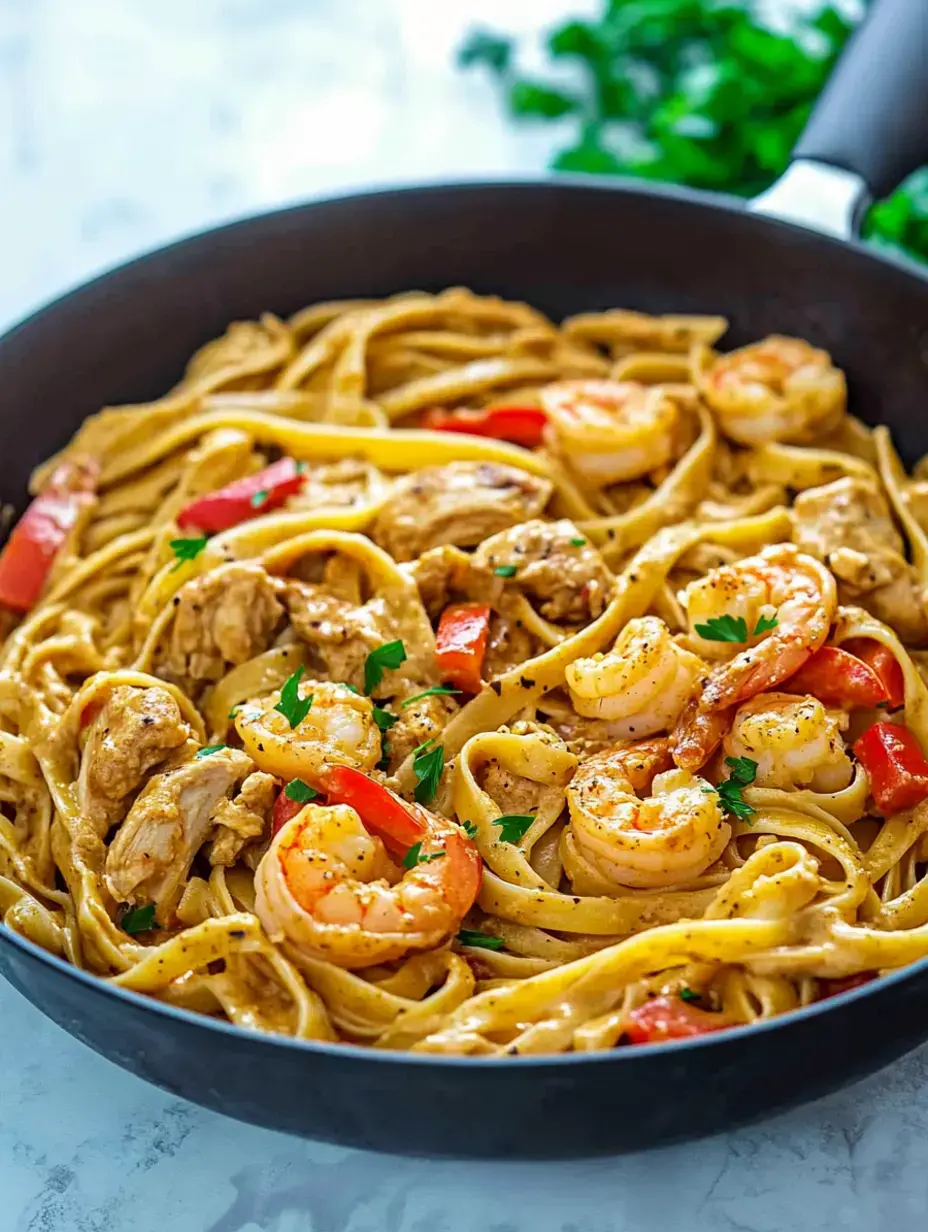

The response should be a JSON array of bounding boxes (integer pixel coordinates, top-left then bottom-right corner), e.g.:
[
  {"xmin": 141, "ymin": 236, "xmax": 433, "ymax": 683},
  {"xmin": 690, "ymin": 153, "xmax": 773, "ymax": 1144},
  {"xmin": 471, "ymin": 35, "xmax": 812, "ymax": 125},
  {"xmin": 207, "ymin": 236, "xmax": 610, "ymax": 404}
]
[
  {"xmin": 566, "ymin": 616, "xmax": 703, "ymax": 736},
  {"xmin": 236, "ymin": 679, "xmax": 380, "ymax": 782},
  {"xmin": 540, "ymin": 379, "xmax": 680, "ymax": 485},
  {"xmin": 681, "ymin": 544, "xmax": 836, "ymax": 711},
  {"xmin": 698, "ymin": 335, "xmax": 845, "ymax": 446},
  {"xmin": 723, "ymin": 692, "xmax": 853, "ymax": 793},
  {"xmin": 254, "ymin": 801, "xmax": 481, "ymax": 968},
  {"xmin": 567, "ymin": 752, "xmax": 730, "ymax": 888}
]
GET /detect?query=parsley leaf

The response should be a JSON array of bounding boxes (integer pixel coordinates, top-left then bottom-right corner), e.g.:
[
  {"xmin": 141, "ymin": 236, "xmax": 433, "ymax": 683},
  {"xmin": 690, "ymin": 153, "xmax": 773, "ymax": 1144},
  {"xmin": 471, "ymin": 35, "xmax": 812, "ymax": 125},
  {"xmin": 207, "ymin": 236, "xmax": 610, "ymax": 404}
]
[
  {"xmin": 342, "ymin": 683, "xmax": 361, "ymax": 695},
  {"xmin": 570, "ymin": 536, "xmax": 587, "ymax": 547},
  {"xmin": 462, "ymin": 820, "xmax": 479, "ymax": 840},
  {"xmin": 284, "ymin": 778, "xmax": 319, "ymax": 804},
  {"xmin": 401, "ymin": 685, "xmax": 462, "ymax": 707},
  {"xmin": 170, "ymin": 535, "xmax": 209, "ymax": 568},
  {"xmin": 274, "ymin": 666, "xmax": 313, "ymax": 729},
  {"xmin": 494, "ymin": 814, "xmax": 535, "ymax": 843},
  {"xmin": 413, "ymin": 739, "xmax": 444, "ymax": 803},
  {"xmin": 679, "ymin": 987, "xmax": 701, "ymax": 1003},
  {"xmin": 364, "ymin": 640, "xmax": 407, "ymax": 694},
  {"xmin": 227, "ymin": 705, "xmax": 241, "ymax": 720},
  {"xmin": 249, "ymin": 489, "xmax": 269, "ymax": 509},
  {"xmin": 715, "ymin": 755, "xmax": 758, "ymax": 822},
  {"xmin": 121, "ymin": 903, "xmax": 158, "ymax": 935},
  {"xmin": 403, "ymin": 842, "xmax": 447, "ymax": 870},
  {"xmin": 694, "ymin": 614, "xmax": 749, "ymax": 643},
  {"xmin": 494, "ymin": 564, "xmax": 518, "ymax": 578},
  {"xmin": 753, "ymin": 614, "xmax": 779, "ymax": 636},
  {"xmin": 457, "ymin": 929, "xmax": 504, "ymax": 951},
  {"xmin": 196, "ymin": 744, "xmax": 227, "ymax": 758},
  {"xmin": 372, "ymin": 706, "xmax": 397, "ymax": 732}
]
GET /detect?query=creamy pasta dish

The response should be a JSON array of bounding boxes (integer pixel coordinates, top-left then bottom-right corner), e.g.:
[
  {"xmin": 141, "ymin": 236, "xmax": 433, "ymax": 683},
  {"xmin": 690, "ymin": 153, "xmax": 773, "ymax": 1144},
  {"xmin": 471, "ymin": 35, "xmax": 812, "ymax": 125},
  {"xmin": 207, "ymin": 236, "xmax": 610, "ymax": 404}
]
[{"xmin": 2, "ymin": 287, "xmax": 927, "ymax": 1055}]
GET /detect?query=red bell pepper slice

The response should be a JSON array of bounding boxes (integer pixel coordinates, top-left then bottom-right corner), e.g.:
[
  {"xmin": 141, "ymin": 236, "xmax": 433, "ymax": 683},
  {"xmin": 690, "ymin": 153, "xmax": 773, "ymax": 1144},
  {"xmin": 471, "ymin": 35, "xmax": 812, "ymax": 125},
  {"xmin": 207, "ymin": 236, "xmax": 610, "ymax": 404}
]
[
  {"xmin": 0, "ymin": 457, "xmax": 99, "ymax": 613},
  {"xmin": 176, "ymin": 457, "xmax": 306, "ymax": 534},
  {"xmin": 783, "ymin": 645, "xmax": 888, "ymax": 709},
  {"xmin": 853, "ymin": 722, "xmax": 928, "ymax": 814},
  {"xmin": 421, "ymin": 405, "xmax": 548, "ymax": 449},
  {"xmin": 843, "ymin": 638, "xmax": 906, "ymax": 710},
  {"xmin": 817, "ymin": 973, "xmax": 875, "ymax": 1000},
  {"xmin": 271, "ymin": 789, "xmax": 307, "ymax": 836},
  {"xmin": 624, "ymin": 995, "xmax": 730, "ymax": 1044},
  {"xmin": 435, "ymin": 603, "xmax": 491, "ymax": 695},
  {"xmin": 318, "ymin": 764, "xmax": 424, "ymax": 856}
]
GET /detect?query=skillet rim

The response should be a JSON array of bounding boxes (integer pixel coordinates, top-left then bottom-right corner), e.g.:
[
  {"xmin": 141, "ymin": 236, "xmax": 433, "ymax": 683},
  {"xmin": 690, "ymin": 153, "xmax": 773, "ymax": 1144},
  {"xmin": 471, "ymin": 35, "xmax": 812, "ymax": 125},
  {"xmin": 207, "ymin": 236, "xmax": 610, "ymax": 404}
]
[{"xmin": 2, "ymin": 172, "xmax": 928, "ymax": 1069}]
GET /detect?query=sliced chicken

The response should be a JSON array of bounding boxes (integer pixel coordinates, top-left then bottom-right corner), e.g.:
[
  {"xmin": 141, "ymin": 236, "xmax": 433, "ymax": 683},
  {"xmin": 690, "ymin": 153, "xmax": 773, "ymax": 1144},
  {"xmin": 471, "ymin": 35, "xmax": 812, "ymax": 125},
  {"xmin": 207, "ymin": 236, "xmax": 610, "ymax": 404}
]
[
  {"xmin": 383, "ymin": 691, "xmax": 459, "ymax": 772},
  {"xmin": 209, "ymin": 770, "xmax": 277, "ymax": 866},
  {"xmin": 157, "ymin": 562, "xmax": 284, "ymax": 686},
  {"xmin": 78, "ymin": 685, "xmax": 192, "ymax": 832},
  {"xmin": 104, "ymin": 747, "xmax": 257, "ymax": 922},
  {"xmin": 469, "ymin": 519, "xmax": 614, "ymax": 623},
  {"xmin": 484, "ymin": 613, "xmax": 540, "ymax": 679},
  {"xmin": 792, "ymin": 477, "xmax": 928, "ymax": 644},
  {"xmin": 371, "ymin": 461, "xmax": 552, "ymax": 562}
]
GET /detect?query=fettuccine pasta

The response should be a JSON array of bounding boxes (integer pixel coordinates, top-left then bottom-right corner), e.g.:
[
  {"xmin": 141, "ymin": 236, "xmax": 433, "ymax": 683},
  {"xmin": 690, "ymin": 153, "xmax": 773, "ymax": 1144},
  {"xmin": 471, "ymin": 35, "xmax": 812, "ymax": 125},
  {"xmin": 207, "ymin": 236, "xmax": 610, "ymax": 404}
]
[{"xmin": 2, "ymin": 288, "xmax": 928, "ymax": 1054}]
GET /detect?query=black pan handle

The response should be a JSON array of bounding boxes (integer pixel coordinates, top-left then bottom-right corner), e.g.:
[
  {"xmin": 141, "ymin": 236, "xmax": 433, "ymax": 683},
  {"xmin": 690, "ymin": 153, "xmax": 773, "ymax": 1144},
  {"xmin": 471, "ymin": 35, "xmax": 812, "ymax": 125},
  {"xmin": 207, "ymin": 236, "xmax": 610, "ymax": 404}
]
[{"xmin": 793, "ymin": 0, "xmax": 928, "ymax": 199}]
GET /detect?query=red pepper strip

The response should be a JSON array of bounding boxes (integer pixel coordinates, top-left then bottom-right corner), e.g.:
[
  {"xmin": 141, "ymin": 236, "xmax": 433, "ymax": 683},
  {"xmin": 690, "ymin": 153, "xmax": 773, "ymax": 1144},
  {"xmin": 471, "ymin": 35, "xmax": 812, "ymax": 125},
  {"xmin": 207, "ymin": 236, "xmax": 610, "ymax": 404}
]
[
  {"xmin": 843, "ymin": 638, "xmax": 906, "ymax": 710},
  {"xmin": 0, "ymin": 457, "xmax": 99, "ymax": 613},
  {"xmin": 318, "ymin": 764, "xmax": 424, "ymax": 857},
  {"xmin": 853, "ymin": 722, "xmax": 928, "ymax": 814},
  {"xmin": 624, "ymin": 996, "xmax": 731, "ymax": 1044},
  {"xmin": 421, "ymin": 406, "xmax": 548, "ymax": 449},
  {"xmin": 271, "ymin": 789, "xmax": 307, "ymax": 837},
  {"xmin": 435, "ymin": 603, "xmax": 491, "ymax": 695},
  {"xmin": 782, "ymin": 645, "xmax": 888, "ymax": 709},
  {"xmin": 817, "ymin": 973, "xmax": 875, "ymax": 1000},
  {"xmin": 176, "ymin": 457, "xmax": 306, "ymax": 534}
]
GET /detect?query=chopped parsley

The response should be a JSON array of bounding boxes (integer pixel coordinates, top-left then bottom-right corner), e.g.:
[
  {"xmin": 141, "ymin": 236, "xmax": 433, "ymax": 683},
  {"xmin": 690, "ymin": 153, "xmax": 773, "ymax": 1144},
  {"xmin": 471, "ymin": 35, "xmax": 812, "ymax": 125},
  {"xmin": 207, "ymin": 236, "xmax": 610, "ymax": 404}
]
[
  {"xmin": 121, "ymin": 903, "xmax": 158, "ymax": 935},
  {"xmin": 709, "ymin": 755, "xmax": 758, "ymax": 821},
  {"xmin": 457, "ymin": 929, "xmax": 504, "ymax": 951},
  {"xmin": 413, "ymin": 739, "xmax": 444, "ymax": 803},
  {"xmin": 284, "ymin": 778, "xmax": 319, "ymax": 804},
  {"xmin": 196, "ymin": 744, "xmax": 228, "ymax": 758},
  {"xmin": 401, "ymin": 685, "xmax": 462, "ymax": 707},
  {"xmin": 679, "ymin": 987, "xmax": 701, "ymax": 1003},
  {"xmin": 169, "ymin": 535, "xmax": 208, "ymax": 569},
  {"xmin": 227, "ymin": 705, "xmax": 242, "ymax": 721},
  {"xmin": 376, "ymin": 742, "xmax": 391, "ymax": 773},
  {"xmin": 494, "ymin": 814, "xmax": 535, "ymax": 843},
  {"xmin": 494, "ymin": 564, "xmax": 518, "ymax": 578},
  {"xmin": 461, "ymin": 820, "xmax": 479, "ymax": 840},
  {"xmin": 570, "ymin": 536, "xmax": 587, "ymax": 547},
  {"xmin": 342, "ymin": 683, "xmax": 362, "ymax": 695},
  {"xmin": 249, "ymin": 488, "xmax": 270, "ymax": 509},
  {"xmin": 364, "ymin": 640, "xmax": 407, "ymax": 694},
  {"xmin": 372, "ymin": 706, "xmax": 397, "ymax": 732},
  {"xmin": 403, "ymin": 842, "xmax": 447, "ymax": 869},
  {"xmin": 274, "ymin": 666, "xmax": 313, "ymax": 729},
  {"xmin": 694, "ymin": 614, "xmax": 779, "ymax": 643}
]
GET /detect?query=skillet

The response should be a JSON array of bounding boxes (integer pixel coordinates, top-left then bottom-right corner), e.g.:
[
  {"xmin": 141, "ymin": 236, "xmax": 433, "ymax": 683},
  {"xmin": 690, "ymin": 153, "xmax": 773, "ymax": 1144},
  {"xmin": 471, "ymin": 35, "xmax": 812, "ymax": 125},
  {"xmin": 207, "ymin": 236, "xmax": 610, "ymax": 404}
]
[{"xmin": 0, "ymin": 0, "xmax": 927, "ymax": 1158}]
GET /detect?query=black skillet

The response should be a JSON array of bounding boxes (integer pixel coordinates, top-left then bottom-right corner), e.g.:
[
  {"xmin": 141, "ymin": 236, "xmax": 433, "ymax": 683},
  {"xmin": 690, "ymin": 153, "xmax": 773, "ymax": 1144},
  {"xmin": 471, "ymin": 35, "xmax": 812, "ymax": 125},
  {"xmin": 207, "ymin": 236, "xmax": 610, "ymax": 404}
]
[{"xmin": 0, "ymin": 0, "xmax": 927, "ymax": 1158}]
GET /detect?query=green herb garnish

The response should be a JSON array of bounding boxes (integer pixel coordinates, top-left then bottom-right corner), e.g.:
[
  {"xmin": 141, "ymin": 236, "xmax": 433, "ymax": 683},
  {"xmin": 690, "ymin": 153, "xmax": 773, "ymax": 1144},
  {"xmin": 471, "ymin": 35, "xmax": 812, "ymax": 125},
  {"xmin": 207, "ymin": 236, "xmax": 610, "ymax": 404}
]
[
  {"xmin": 494, "ymin": 814, "xmax": 535, "ymax": 843},
  {"xmin": 343, "ymin": 683, "xmax": 362, "ymax": 695},
  {"xmin": 196, "ymin": 744, "xmax": 227, "ymax": 758},
  {"xmin": 715, "ymin": 756, "xmax": 758, "ymax": 821},
  {"xmin": 401, "ymin": 685, "xmax": 462, "ymax": 707},
  {"xmin": 462, "ymin": 820, "xmax": 479, "ymax": 840},
  {"xmin": 121, "ymin": 903, "xmax": 158, "ymax": 935},
  {"xmin": 227, "ymin": 705, "xmax": 242, "ymax": 721},
  {"xmin": 372, "ymin": 706, "xmax": 398, "ymax": 732},
  {"xmin": 169, "ymin": 535, "xmax": 208, "ymax": 569},
  {"xmin": 680, "ymin": 987, "xmax": 701, "ymax": 1003},
  {"xmin": 694, "ymin": 614, "xmax": 778, "ymax": 643},
  {"xmin": 752, "ymin": 614, "xmax": 779, "ymax": 636},
  {"xmin": 249, "ymin": 489, "xmax": 269, "ymax": 509},
  {"xmin": 364, "ymin": 640, "xmax": 407, "ymax": 694},
  {"xmin": 274, "ymin": 666, "xmax": 313, "ymax": 729},
  {"xmin": 570, "ymin": 537, "xmax": 587, "ymax": 547},
  {"xmin": 403, "ymin": 842, "xmax": 447, "ymax": 870},
  {"xmin": 284, "ymin": 778, "xmax": 319, "ymax": 804},
  {"xmin": 457, "ymin": 929, "xmax": 504, "ymax": 951},
  {"xmin": 494, "ymin": 564, "xmax": 518, "ymax": 578},
  {"xmin": 413, "ymin": 739, "xmax": 444, "ymax": 804}
]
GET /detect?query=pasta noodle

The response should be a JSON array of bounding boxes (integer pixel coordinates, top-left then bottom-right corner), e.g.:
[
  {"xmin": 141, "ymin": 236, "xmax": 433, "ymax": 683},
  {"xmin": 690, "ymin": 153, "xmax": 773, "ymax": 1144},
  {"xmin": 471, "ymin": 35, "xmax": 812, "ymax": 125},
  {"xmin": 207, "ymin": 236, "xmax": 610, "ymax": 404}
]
[{"xmin": 3, "ymin": 286, "xmax": 928, "ymax": 1055}]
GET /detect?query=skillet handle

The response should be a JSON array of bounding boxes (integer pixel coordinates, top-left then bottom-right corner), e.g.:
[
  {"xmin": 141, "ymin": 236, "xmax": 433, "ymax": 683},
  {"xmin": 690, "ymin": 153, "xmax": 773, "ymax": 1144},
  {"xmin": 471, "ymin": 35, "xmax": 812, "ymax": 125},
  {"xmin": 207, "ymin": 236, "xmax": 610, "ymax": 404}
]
[{"xmin": 793, "ymin": 0, "xmax": 928, "ymax": 200}]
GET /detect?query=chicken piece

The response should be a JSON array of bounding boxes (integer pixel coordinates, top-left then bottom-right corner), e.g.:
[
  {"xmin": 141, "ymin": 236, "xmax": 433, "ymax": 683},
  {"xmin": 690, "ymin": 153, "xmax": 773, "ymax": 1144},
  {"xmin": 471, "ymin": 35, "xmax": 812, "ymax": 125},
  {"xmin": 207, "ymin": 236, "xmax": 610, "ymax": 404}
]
[
  {"xmin": 792, "ymin": 477, "xmax": 928, "ymax": 644},
  {"xmin": 78, "ymin": 685, "xmax": 192, "ymax": 832},
  {"xmin": 384, "ymin": 692, "xmax": 459, "ymax": 772},
  {"xmin": 484, "ymin": 613, "xmax": 539, "ymax": 679},
  {"xmin": 371, "ymin": 461, "xmax": 552, "ymax": 562},
  {"xmin": 209, "ymin": 770, "xmax": 277, "ymax": 866},
  {"xmin": 288, "ymin": 458, "xmax": 383, "ymax": 512},
  {"xmin": 404, "ymin": 545, "xmax": 471, "ymax": 621},
  {"xmin": 104, "ymin": 747, "xmax": 255, "ymax": 922},
  {"xmin": 158, "ymin": 562, "xmax": 284, "ymax": 686},
  {"xmin": 470, "ymin": 519, "xmax": 614, "ymax": 623}
]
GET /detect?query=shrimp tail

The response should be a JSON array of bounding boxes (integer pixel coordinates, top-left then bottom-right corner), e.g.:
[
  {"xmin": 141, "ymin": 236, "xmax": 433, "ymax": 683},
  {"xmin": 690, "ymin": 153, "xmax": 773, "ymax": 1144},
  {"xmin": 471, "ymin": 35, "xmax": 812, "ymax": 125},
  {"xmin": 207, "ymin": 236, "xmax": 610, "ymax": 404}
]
[{"xmin": 672, "ymin": 700, "xmax": 733, "ymax": 770}]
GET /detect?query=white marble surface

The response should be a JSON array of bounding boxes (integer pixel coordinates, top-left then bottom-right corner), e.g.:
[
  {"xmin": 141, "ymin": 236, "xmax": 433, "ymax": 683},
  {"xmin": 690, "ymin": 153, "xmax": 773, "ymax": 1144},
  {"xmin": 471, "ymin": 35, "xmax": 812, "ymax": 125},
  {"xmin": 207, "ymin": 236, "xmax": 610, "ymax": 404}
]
[{"xmin": 3, "ymin": 2, "xmax": 928, "ymax": 1229}]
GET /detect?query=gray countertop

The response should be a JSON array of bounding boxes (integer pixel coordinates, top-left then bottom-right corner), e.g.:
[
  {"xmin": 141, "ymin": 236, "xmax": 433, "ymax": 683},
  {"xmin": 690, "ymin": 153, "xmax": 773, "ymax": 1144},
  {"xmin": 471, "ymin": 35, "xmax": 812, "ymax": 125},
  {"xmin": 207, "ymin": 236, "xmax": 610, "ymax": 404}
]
[{"xmin": 2, "ymin": 2, "xmax": 927, "ymax": 1229}]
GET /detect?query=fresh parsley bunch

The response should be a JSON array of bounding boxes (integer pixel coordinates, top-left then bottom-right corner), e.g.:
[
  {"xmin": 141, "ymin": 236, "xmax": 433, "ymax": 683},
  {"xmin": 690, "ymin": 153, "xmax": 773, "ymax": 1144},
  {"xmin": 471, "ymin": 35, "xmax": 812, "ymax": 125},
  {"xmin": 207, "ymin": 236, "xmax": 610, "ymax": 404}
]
[{"xmin": 459, "ymin": 0, "xmax": 928, "ymax": 264}]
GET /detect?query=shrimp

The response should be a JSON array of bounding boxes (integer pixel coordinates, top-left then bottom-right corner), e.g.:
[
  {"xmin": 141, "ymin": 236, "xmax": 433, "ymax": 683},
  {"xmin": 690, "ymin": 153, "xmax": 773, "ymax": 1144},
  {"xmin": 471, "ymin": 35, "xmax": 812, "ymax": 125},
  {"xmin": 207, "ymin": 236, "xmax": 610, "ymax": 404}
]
[
  {"xmin": 681, "ymin": 544, "xmax": 836, "ymax": 712},
  {"xmin": 540, "ymin": 379, "xmax": 680, "ymax": 486},
  {"xmin": 254, "ymin": 801, "xmax": 481, "ymax": 968},
  {"xmin": 236, "ymin": 679, "xmax": 380, "ymax": 782},
  {"xmin": 697, "ymin": 335, "xmax": 846, "ymax": 446},
  {"xmin": 723, "ymin": 692, "xmax": 853, "ymax": 793},
  {"xmin": 567, "ymin": 750, "xmax": 730, "ymax": 889},
  {"xmin": 566, "ymin": 616, "xmax": 704, "ymax": 736}
]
